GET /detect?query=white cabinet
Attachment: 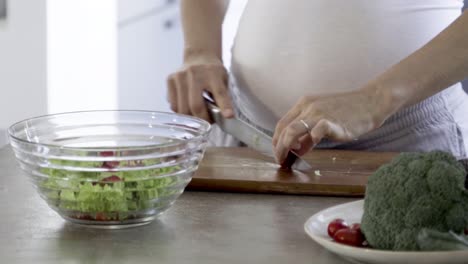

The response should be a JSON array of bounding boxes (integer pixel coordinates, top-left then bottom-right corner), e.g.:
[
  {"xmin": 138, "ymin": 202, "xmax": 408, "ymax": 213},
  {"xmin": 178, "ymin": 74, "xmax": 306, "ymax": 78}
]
[
  {"xmin": 118, "ymin": 1, "xmax": 182, "ymax": 112},
  {"xmin": 118, "ymin": 0, "xmax": 174, "ymax": 23}
]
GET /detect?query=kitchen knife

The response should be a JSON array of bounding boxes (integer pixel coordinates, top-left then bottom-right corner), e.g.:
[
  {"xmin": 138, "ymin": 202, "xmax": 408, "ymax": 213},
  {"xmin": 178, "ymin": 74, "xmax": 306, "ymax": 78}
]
[{"xmin": 203, "ymin": 92, "xmax": 312, "ymax": 171}]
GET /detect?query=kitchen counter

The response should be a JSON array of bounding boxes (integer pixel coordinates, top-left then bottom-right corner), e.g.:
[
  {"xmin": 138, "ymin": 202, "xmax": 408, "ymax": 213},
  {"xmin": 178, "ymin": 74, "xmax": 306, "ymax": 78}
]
[{"xmin": 0, "ymin": 146, "xmax": 357, "ymax": 264}]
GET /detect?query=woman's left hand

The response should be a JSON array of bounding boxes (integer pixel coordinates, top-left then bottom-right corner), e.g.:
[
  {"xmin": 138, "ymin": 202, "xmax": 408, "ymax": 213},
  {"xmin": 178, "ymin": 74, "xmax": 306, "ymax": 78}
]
[{"xmin": 272, "ymin": 87, "xmax": 390, "ymax": 163}]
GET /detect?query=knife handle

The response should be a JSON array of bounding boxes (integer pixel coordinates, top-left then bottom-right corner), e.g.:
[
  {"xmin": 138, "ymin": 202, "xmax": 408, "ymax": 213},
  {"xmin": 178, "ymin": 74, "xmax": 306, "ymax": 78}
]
[
  {"xmin": 203, "ymin": 91, "xmax": 222, "ymax": 124},
  {"xmin": 204, "ymin": 90, "xmax": 303, "ymax": 171},
  {"xmin": 202, "ymin": 91, "xmax": 216, "ymax": 105}
]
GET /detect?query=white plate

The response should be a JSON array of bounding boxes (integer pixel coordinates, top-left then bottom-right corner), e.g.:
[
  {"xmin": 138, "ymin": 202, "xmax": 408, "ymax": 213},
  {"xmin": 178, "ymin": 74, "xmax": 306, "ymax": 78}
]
[{"xmin": 304, "ymin": 200, "xmax": 468, "ymax": 264}]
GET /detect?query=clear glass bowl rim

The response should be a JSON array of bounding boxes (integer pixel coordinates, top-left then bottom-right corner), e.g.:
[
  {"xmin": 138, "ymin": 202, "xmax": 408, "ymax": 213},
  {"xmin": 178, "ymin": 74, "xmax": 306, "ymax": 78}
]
[{"xmin": 8, "ymin": 109, "xmax": 212, "ymax": 151}]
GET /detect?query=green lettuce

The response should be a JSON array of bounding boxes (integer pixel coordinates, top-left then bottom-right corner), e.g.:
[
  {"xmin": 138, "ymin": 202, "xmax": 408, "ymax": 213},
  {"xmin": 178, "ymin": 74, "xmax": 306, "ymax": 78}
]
[{"xmin": 40, "ymin": 158, "xmax": 181, "ymax": 220}]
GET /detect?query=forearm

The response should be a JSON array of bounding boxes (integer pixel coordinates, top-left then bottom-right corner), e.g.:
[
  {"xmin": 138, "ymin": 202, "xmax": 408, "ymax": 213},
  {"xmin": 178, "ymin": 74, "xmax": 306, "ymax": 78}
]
[
  {"xmin": 370, "ymin": 11, "xmax": 468, "ymax": 120},
  {"xmin": 180, "ymin": 0, "xmax": 229, "ymax": 62}
]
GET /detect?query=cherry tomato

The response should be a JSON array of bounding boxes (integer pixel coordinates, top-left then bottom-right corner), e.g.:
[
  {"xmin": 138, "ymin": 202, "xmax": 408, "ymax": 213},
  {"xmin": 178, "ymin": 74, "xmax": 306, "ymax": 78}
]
[
  {"xmin": 74, "ymin": 214, "xmax": 93, "ymax": 220},
  {"xmin": 93, "ymin": 175, "xmax": 122, "ymax": 187},
  {"xmin": 350, "ymin": 223, "xmax": 361, "ymax": 231},
  {"xmin": 333, "ymin": 228, "xmax": 366, "ymax": 247},
  {"xmin": 100, "ymin": 151, "xmax": 114, "ymax": 157},
  {"xmin": 102, "ymin": 161, "xmax": 120, "ymax": 169},
  {"xmin": 95, "ymin": 212, "xmax": 107, "ymax": 221},
  {"xmin": 327, "ymin": 218, "xmax": 349, "ymax": 237},
  {"xmin": 100, "ymin": 151, "xmax": 120, "ymax": 168},
  {"xmin": 102, "ymin": 175, "xmax": 122, "ymax": 183}
]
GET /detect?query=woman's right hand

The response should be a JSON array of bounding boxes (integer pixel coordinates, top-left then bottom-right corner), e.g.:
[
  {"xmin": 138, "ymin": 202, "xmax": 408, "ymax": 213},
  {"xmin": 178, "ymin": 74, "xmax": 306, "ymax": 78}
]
[{"xmin": 167, "ymin": 54, "xmax": 234, "ymax": 122}]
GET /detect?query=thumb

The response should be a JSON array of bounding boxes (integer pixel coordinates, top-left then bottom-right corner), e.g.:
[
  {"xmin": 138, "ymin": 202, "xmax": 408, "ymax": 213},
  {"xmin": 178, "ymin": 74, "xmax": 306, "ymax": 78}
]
[{"xmin": 211, "ymin": 80, "xmax": 234, "ymax": 118}]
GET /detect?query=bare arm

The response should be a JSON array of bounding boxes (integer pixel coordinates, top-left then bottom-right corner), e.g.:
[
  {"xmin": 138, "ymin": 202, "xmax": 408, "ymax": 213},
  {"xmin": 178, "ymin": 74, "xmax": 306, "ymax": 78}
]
[
  {"xmin": 167, "ymin": 0, "xmax": 233, "ymax": 121},
  {"xmin": 374, "ymin": 11, "xmax": 468, "ymax": 119},
  {"xmin": 180, "ymin": 0, "xmax": 229, "ymax": 62}
]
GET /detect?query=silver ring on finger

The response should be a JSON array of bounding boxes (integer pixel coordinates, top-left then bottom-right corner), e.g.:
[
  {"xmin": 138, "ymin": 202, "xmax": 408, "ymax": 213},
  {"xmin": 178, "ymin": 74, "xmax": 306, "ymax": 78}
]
[{"xmin": 300, "ymin": 119, "xmax": 312, "ymax": 133}]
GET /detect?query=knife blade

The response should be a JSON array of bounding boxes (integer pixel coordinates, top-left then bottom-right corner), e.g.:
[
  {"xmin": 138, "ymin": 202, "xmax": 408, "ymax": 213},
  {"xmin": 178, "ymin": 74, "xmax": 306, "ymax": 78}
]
[{"xmin": 203, "ymin": 92, "xmax": 312, "ymax": 171}]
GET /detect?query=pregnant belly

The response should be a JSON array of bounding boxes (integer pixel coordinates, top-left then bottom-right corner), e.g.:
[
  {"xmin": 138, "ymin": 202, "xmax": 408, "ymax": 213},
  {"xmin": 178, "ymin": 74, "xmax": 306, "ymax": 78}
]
[{"xmin": 230, "ymin": 0, "xmax": 462, "ymax": 121}]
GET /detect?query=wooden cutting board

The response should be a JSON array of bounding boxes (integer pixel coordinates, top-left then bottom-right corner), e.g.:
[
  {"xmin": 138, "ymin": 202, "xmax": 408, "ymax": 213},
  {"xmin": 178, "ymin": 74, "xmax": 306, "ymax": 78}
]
[{"xmin": 188, "ymin": 147, "xmax": 398, "ymax": 196}]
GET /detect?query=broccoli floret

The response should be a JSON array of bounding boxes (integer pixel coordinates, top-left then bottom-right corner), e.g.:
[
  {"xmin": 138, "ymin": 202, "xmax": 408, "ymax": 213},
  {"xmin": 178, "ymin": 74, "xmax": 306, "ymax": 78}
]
[{"xmin": 360, "ymin": 151, "xmax": 468, "ymax": 251}]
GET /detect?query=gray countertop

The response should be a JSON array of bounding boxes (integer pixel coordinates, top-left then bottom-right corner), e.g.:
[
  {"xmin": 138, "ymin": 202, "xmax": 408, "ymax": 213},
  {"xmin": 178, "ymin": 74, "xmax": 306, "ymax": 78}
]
[{"xmin": 0, "ymin": 146, "xmax": 356, "ymax": 264}]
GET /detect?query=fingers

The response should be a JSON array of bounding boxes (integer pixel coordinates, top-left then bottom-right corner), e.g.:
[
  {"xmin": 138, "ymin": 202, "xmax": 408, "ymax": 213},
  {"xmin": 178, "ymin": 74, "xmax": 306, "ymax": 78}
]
[
  {"xmin": 174, "ymin": 72, "xmax": 190, "ymax": 115},
  {"xmin": 272, "ymin": 107, "xmax": 301, "ymax": 147},
  {"xmin": 187, "ymin": 67, "xmax": 209, "ymax": 120},
  {"xmin": 274, "ymin": 117, "xmax": 346, "ymax": 163},
  {"xmin": 310, "ymin": 119, "xmax": 332, "ymax": 145},
  {"xmin": 275, "ymin": 117, "xmax": 314, "ymax": 163},
  {"xmin": 273, "ymin": 89, "xmax": 381, "ymax": 165},
  {"xmin": 313, "ymin": 119, "xmax": 348, "ymax": 142},
  {"xmin": 210, "ymin": 75, "xmax": 234, "ymax": 118},
  {"xmin": 167, "ymin": 63, "xmax": 231, "ymax": 122},
  {"xmin": 294, "ymin": 134, "xmax": 313, "ymax": 156},
  {"xmin": 167, "ymin": 76, "xmax": 178, "ymax": 113},
  {"xmin": 188, "ymin": 79, "xmax": 211, "ymax": 121}
]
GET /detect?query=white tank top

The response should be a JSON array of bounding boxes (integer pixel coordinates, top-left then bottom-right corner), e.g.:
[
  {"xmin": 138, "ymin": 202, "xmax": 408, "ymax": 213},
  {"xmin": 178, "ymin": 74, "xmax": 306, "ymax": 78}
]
[{"xmin": 230, "ymin": 0, "xmax": 464, "ymax": 131}]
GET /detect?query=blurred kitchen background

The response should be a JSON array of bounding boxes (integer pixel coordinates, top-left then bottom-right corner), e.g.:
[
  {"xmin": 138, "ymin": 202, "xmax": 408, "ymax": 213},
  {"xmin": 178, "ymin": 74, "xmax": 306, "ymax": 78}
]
[
  {"xmin": 0, "ymin": 0, "xmax": 466, "ymax": 147},
  {"xmin": 0, "ymin": 0, "xmax": 247, "ymax": 147}
]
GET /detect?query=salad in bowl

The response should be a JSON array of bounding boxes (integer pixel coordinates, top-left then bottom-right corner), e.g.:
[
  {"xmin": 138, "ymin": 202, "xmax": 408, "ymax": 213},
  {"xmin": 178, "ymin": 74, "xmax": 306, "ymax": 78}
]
[{"xmin": 8, "ymin": 110, "xmax": 210, "ymax": 228}]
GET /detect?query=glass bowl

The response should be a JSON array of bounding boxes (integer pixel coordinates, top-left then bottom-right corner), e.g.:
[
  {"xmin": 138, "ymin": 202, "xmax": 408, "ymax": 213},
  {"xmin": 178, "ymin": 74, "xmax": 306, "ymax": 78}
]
[{"xmin": 8, "ymin": 110, "xmax": 211, "ymax": 228}]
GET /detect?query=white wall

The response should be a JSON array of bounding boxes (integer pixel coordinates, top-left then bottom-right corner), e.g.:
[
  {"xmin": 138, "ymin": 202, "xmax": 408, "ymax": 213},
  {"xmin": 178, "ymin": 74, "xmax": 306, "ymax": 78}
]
[
  {"xmin": 47, "ymin": 0, "xmax": 118, "ymax": 114},
  {"xmin": 0, "ymin": 0, "xmax": 118, "ymax": 147},
  {"xmin": 0, "ymin": 0, "xmax": 48, "ymax": 146},
  {"xmin": 117, "ymin": 0, "xmax": 182, "ymax": 112}
]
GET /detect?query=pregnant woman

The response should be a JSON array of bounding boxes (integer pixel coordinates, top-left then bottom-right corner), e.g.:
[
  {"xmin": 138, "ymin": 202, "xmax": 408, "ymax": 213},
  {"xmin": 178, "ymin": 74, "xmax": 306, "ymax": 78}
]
[{"xmin": 167, "ymin": 0, "xmax": 468, "ymax": 162}]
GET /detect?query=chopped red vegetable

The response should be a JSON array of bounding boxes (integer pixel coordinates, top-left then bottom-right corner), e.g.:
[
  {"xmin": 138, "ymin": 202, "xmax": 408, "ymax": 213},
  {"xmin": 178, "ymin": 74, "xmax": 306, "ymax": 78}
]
[
  {"xmin": 327, "ymin": 218, "xmax": 349, "ymax": 237},
  {"xmin": 333, "ymin": 228, "xmax": 366, "ymax": 247}
]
